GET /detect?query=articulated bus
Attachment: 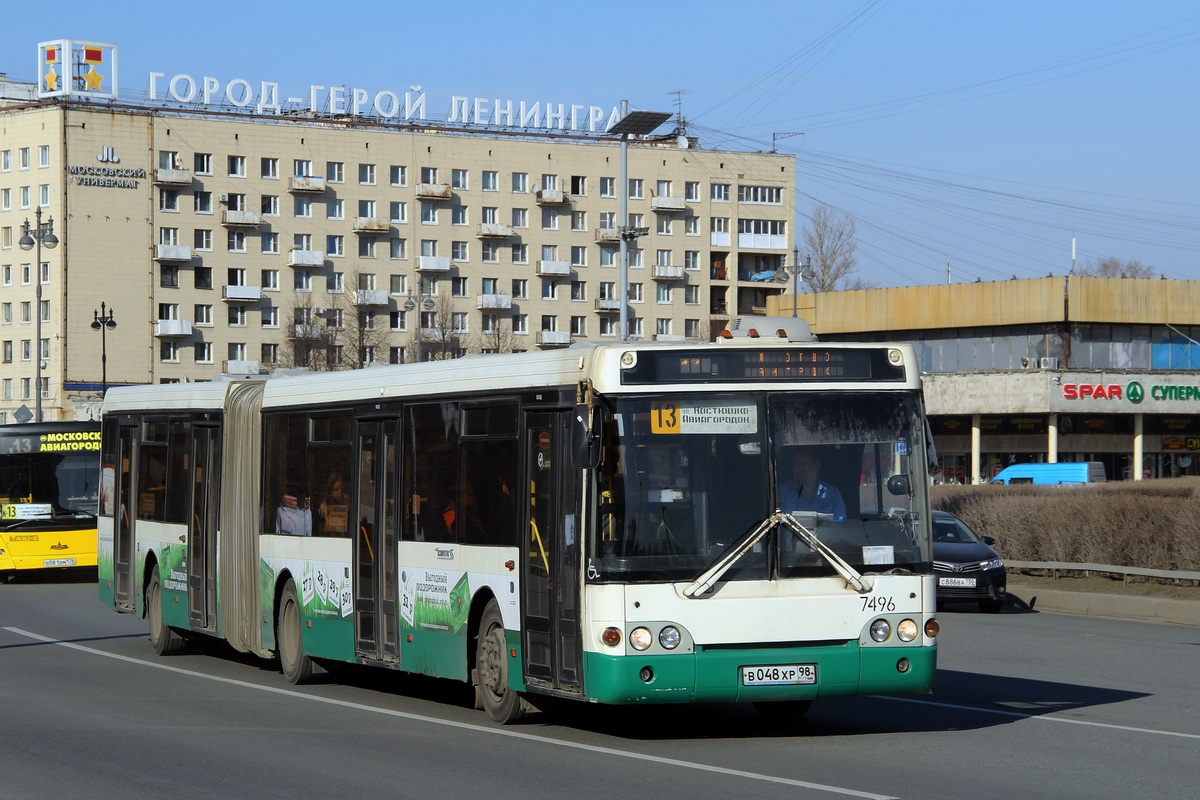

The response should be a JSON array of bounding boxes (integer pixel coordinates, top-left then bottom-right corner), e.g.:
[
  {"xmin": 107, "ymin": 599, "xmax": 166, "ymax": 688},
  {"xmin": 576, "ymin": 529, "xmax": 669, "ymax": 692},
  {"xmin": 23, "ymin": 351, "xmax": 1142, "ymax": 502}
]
[
  {"xmin": 99, "ymin": 320, "xmax": 939, "ymax": 722},
  {"xmin": 0, "ymin": 421, "xmax": 101, "ymax": 580}
]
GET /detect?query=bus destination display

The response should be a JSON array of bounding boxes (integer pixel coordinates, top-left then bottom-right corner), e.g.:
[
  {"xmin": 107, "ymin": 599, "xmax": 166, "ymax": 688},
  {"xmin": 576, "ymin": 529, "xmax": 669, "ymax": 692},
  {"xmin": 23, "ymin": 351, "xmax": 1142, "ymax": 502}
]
[{"xmin": 621, "ymin": 348, "xmax": 904, "ymax": 384}]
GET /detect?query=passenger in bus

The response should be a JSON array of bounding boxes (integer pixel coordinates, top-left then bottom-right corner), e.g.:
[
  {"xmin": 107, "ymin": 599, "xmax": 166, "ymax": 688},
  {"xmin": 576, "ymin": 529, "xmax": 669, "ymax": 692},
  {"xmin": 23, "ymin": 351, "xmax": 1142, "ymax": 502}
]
[
  {"xmin": 778, "ymin": 447, "xmax": 846, "ymax": 522},
  {"xmin": 318, "ymin": 472, "xmax": 349, "ymax": 536},
  {"xmin": 276, "ymin": 489, "xmax": 312, "ymax": 536}
]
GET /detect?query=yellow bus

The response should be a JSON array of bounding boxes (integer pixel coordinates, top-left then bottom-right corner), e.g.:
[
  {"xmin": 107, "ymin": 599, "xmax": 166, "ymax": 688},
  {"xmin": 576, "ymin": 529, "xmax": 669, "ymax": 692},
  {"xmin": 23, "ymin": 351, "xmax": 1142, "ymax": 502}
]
[{"xmin": 0, "ymin": 421, "xmax": 101, "ymax": 581}]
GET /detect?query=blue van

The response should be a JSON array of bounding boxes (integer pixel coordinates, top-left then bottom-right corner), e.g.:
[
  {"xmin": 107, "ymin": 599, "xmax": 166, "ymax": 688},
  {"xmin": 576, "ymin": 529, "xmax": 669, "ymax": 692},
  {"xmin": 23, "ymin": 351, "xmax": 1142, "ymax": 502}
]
[{"xmin": 989, "ymin": 462, "xmax": 1107, "ymax": 485}]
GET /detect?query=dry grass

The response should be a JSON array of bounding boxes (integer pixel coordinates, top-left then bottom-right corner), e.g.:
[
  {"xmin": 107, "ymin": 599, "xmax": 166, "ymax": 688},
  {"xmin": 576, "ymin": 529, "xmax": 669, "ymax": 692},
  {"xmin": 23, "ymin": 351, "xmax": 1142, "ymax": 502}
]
[{"xmin": 931, "ymin": 478, "xmax": 1200, "ymax": 574}]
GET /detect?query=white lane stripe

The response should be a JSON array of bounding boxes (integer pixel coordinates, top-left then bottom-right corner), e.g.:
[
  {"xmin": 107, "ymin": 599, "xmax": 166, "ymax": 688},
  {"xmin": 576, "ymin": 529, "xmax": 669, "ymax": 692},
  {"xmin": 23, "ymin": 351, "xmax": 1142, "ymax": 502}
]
[
  {"xmin": 879, "ymin": 695, "xmax": 1200, "ymax": 740},
  {"xmin": 4, "ymin": 626, "xmax": 894, "ymax": 800}
]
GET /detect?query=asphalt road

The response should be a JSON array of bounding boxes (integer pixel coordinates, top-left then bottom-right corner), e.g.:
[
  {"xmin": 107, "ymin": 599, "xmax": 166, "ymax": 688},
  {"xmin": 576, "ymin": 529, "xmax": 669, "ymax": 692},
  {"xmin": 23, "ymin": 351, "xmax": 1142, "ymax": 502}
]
[{"xmin": 1, "ymin": 571, "xmax": 1196, "ymax": 800}]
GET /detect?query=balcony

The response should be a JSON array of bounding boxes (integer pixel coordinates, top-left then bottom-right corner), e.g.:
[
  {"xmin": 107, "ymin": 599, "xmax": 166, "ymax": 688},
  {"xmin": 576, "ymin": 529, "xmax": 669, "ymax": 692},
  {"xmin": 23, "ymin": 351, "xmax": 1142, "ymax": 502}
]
[
  {"xmin": 289, "ymin": 175, "xmax": 326, "ymax": 193},
  {"xmin": 476, "ymin": 294, "xmax": 513, "ymax": 310},
  {"xmin": 417, "ymin": 255, "xmax": 452, "ymax": 273},
  {"xmin": 594, "ymin": 227, "xmax": 620, "ymax": 243},
  {"xmin": 653, "ymin": 264, "xmax": 685, "ymax": 281},
  {"xmin": 287, "ymin": 249, "xmax": 325, "ymax": 268},
  {"xmin": 476, "ymin": 223, "xmax": 515, "ymax": 238},
  {"xmin": 222, "ymin": 285, "xmax": 262, "ymax": 302},
  {"xmin": 738, "ymin": 232, "xmax": 788, "ymax": 249},
  {"xmin": 153, "ymin": 319, "xmax": 194, "ymax": 338},
  {"xmin": 536, "ymin": 331, "xmax": 572, "ymax": 348},
  {"xmin": 223, "ymin": 360, "xmax": 260, "ymax": 375},
  {"xmin": 353, "ymin": 217, "xmax": 390, "ymax": 234},
  {"xmin": 153, "ymin": 167, "xmax": 193, "ymax": 186},
  {"xmin": 710, "ymin": 231, "xmax": 731, "ymax": 248},
  {"xmin": 416, "ymin": 182, "xmax": 452, "ymax": 200},
  {"xmin": 154, "ymin": 244, "xmax": 193, "ymax": 262},
  {"xmin": 353, "ymin": 289, "xmax": 389, "ymax": 306},
  {"xmin": 222, "ymin": 210, "xmax": 262, "ymax": 227},
  {"xmin": 595, "ymin": 298, "xmax": 624, "ymax": 314},
  {"xmin": 536, "ymin": 260, "xmax": 571, "ymax": 277},
  {"xmin": 535, "ymin": 189, "xmax": 567, "ymax": 205},
  {"xmin": 651, "ymin": 194, "xmax": 686, "ymax": 212},
  {"xmin": 288, "ymin": 323, "xmax": 326, "ymax": 340}
]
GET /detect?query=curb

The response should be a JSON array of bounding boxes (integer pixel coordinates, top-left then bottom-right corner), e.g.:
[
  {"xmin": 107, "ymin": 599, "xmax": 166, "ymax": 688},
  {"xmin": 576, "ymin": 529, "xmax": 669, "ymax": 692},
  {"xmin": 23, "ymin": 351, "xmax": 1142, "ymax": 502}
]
[{"xmin": 1005, "ymin": 582, "xmax": 1200, "ymax": 627}]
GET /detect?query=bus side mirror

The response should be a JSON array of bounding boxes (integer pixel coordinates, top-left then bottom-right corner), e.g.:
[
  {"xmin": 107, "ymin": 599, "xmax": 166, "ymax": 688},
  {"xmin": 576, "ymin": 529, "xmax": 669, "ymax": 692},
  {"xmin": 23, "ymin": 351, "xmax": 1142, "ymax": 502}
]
[
  {"xmin": 887, "ymin": 474, "xmax": 911, "ymax": 496},
  {"xmin": 571, "ymin": 404, "xmax": 602, "ymax": 469}
]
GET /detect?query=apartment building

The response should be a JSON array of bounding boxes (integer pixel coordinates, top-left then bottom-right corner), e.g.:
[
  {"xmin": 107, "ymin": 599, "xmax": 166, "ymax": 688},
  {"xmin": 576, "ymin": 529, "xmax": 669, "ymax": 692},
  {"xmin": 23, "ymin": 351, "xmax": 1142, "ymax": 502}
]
[{"xmin": 0, "ymin": 57, "xmax": 794, "ymax": 422}]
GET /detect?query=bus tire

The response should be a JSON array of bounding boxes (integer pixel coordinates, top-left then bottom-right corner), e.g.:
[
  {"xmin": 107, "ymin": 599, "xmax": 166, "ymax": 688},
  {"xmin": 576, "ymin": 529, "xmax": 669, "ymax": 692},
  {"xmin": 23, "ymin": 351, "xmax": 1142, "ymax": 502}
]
[
  {"xmin": 474, "ymin": 599, "xmax": 529, "ymax": 724},
  {"xmin": 147, "ymin": 565, "xmax": 186, "ymax": 656},
  {"xmin": 278, "ymin": 579, "xmax": 314, "ymax": 685}
]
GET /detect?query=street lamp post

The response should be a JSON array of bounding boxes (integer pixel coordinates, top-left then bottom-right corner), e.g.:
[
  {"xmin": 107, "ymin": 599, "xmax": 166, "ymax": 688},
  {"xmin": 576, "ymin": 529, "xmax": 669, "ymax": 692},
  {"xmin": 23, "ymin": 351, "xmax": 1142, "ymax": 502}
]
[
  {"xmin": 404, "ymin": 292, "xmax": 436, "ymax": 362},
  {"xmin": 609, "ymin": 102, "xmax": 672, "ymax": 342},
  {"xmin": 19, "ymin": 207, "xmax": 58, "ymax": 422},
  {"xmin": 91, "ymin": 302, "xmax": 117, "ymax": 396}
]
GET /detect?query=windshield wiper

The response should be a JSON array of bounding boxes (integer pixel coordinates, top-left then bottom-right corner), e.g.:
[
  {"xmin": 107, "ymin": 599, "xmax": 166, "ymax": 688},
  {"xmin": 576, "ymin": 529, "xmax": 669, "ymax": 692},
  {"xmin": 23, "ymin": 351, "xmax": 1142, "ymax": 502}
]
[{"xmin": 683, "ymin": 511, "xmax": 869, "ymax": 598}]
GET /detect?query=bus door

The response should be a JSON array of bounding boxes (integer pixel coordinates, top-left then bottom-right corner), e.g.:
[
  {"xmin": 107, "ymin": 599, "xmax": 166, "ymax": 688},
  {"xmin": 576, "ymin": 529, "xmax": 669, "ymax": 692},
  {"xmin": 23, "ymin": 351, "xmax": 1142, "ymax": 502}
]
[
  {"xmin": 187, "ymin": 425, "xmax": 220, "ymax": 632},
  {"xmin": 353, "ymin": 418, "xmax": 400, "ymax": 664},
  {"xmin": 112, "ymin": 422, "xmax": 138, "ymax": 611},
  {"xmin": 523, "ymin": 411, "xmax": 581, "ymax": 694}
]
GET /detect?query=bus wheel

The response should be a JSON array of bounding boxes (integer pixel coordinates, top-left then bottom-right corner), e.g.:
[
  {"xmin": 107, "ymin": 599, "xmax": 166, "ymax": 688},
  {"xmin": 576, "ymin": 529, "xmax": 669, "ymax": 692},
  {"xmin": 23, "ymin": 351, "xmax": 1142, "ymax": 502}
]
[
  {"xmin": 753, "ymin": 700, "xmax": 813, "ymax": 720},
  {"xmin": 147, "ymin": 565, "xmax": 186, "ymax": 656},
  {"xmin": 278, "ymin": 579, "xmax": 314, "ymax": 685},
  {"xmin": 474, "ymin": 599, "xmax": 529, "ymax": 724}
]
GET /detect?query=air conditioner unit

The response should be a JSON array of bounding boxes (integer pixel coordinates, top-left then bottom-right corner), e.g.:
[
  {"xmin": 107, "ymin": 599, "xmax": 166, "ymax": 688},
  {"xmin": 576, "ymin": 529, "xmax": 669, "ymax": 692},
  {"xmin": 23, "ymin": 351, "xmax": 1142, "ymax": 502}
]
[
  {"xmin": 218, "ymin": 194, "xmax": 229, "ymax": 203},
  {"xmin": 1041, "ymin": 357, "xmax": 1059, "ymax": 370}
]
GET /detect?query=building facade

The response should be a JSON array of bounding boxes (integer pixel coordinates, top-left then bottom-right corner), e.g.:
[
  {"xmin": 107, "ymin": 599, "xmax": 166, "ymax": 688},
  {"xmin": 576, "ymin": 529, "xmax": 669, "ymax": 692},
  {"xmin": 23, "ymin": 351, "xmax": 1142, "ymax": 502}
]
[
  {"xmin": 773, "ymin": 277, "xmax": 1200, "ymax": 482},
  {"xmin": 1, "ymin": 63, "xmax": 794, "ymax": 421}
]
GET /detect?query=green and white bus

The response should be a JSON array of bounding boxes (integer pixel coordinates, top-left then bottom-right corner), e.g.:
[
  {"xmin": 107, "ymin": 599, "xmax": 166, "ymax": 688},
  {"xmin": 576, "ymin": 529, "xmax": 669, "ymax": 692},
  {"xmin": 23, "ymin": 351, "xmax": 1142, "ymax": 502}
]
[{"xmin": 99, "ymin": 320, "xmax": 939, "ymax": 723}]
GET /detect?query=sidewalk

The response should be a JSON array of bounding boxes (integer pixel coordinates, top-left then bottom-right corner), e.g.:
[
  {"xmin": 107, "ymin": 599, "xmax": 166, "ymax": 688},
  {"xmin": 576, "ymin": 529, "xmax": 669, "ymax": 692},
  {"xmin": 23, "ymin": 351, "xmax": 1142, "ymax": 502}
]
[{"xmin": 1005, "ymin": 581, "xmax": 1200, "ymax": 626}]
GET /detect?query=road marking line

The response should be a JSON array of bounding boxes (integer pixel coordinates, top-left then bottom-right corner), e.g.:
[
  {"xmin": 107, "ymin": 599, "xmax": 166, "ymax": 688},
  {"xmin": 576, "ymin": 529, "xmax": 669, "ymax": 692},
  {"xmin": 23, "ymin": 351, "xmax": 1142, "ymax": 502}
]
[
  {"xmin": 880, "ymin": 695, "xmax": 1200, "ymax": 740},
  {"xmin": 4, "ymin": 626, "xmax": 895, "ymax": 800}
]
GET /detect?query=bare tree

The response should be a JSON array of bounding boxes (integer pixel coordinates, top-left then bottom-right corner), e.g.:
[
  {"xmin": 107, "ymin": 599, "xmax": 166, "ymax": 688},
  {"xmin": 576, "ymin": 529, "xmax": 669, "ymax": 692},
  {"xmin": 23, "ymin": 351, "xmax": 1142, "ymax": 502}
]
[
  {"xmin": 472, "ymin": 299, "xmax": 516, "ymax": 354},
  {"xmin": 1077, "ymin": 256, "xmax": 1156, "ymax": 279},
  {"xmin": 273, "ymin": 294, "xmax": 337, "ymax": 371},
  {"xmin": 802, "ymin": 204, "xmax": 863, "ymax": 293},
  {"xmin": 341, "ymin": 269, "xmax": 393, "ymax": 369}
]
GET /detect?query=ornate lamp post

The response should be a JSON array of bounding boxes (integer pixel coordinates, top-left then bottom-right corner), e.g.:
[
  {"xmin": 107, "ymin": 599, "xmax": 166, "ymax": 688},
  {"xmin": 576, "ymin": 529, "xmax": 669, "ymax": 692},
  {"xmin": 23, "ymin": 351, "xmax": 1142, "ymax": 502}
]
[
  {"xmin": 91, "ymin": 302, "xmax": 117, "ymax": 396},
  {"xmin": 19, "ymin": 207, "xmax": 58, "ymax": 422}
]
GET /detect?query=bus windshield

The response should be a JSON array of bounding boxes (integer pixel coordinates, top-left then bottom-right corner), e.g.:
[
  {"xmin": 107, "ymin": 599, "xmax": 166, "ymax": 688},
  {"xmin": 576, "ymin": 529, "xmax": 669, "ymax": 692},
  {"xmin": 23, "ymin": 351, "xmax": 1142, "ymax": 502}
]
[
  {"xmin": 589, "ymin": 391, "xmax": 931, "ymax": 583},
  {"xmin": 0, "ymin": 450, "xmax": 99, "ymax": 528}
]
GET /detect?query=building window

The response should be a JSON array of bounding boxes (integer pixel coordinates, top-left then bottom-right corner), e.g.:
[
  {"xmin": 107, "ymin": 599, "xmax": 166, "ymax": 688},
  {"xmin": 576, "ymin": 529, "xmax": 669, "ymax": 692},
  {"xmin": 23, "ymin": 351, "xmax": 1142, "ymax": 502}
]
[
  {"xmin": 512, "ymin": 208, "xmax": 528, "ymax": 229},
  {"xmin": 481, "ymin": 241, "xmax": 499, "ymax": 263},
  {"xmin": 684, "ymin": 285, "xmax": 699, "ymax": 305},
  {"xmin": 452, "ymin": 206, "xmax": 468, "ymax": 226},
  {"xmin": 657, "ymin": 216, "xmax": 672, "ymax": 235},
  {"xmin": 390, "ymin": 201, "xmax": 407, "ymax": 223},
  {"xmin": 656, "ymin": 318, "xmax": 672, "ymax": 336},
  {"xmin": 571, "ymin": 315, "xmax": 587, "ymax": 336},
  {"xmin": 512, "ymin": 314, "xmax": 528, "ymax": 334},
  {"xmin": 262, "ymin": 269, "xmax": 279, "ymax": 291},
  {"xmin": 195, "ymin": 342, "xmax": 213, "ymax": 364},
  {"xmin": 600, "ymin": 177, "xmax": 615, "ymax": 198},
  {"xmin": 228, "ymin": 231, "xmax": 246, "ymax": 252},
  {"xmin": 570, "ymin": 281, "xmax": 586, "ymax": 301},
  {"xmin": 571, "ymin": 246, "xmax": 587, "ymax": 267},
  {"xmin": 711, "ymin": 183, "xmax": 730, "ymax": 202},
  {"xmin": 159, "ymin": 189, "xmax": 179, "ymax": 212},
  {"xmin": 160, "ymin": 265, "xmax": 178, "ymax": 288},
  {"xmin": 657, "ymin": 283, "xmax": 672, "ymax": 303},
  {"xmin": 390, "ymin": 274, "xmax": 408, "ymax": 295},
  {"xmin": 262, "ymin": 195, "xmax": 279, "ymax": 216},
  {"xmin": 329, "ymin": 272, "xmax": 344, "ymax": 293},
  {"xmin": 195, "ymin": 192, "xmax": 213, "ymax": 214},
  {"xmin": 685, "ymin": 181, "xmax": 700, "ymax": 201},
  {"xmin": 628, "ymin": 178, "xmax": 644, "ymax": 200},
  {"xmin": 359, "ymin": 238, "xmax": 376, "ymax": 258},
  {"xmin": 451, "ymin": 242, "xmax": 469, "ymax": 262},
  {"xmin": 195, "ymin": 266, "xmax": 212, "ymax": 289},
  {"xmin": 420, "ymin": 166, "xmax": 438, "ymax": 184},
  {"xmin": 482, "ymin": 170, "xmax": 498, "ymax": 191},
  {"xmin": 512, "ymin": 172, "xmax": 528, "ymax": 193},
  {"xmin": 261, "ymin": 157, "xmax": 279, "ymax": 179},
  {"xmin": 541, "ymin": 279, "xmax": 557, "ymax": 300},
  {"xmin": 262, "ymin": 306, "xmax": 279, "ymax": 328},
  {"xmin": 228, "ymin": 155, "xmax": 246, "ymax": 177},
  {"xmin": 294, "ymin": 196, "xmax": 312, "ymax": 218},
  {"xmin": 294, "ymin": 270, "xmax": 312, "ymax": 291},
  {"xmin": 194, "ymin": 153, "xmax": 212, "ymax": 174},
  {"xmin": 421, "ymin": 204, "xmax": 438, "ymax": 224},
  {"xmin": 390, "ymin": 238, "xmax": 407, "ymax": 259},
  {"xmin": 195, "ymin": 304, "xmax": 213, "ymax": 325},
  {"xmin": 160, "ymin": 341, "xmax": 179, "ymax": 362},
  {"xmin": 327, "ymin": 161, "xmax": 345, "ymax": 183},
  {"xmin": 599, "ymin": 317, "xmax": 616, "ymax": 337},
  {"xmin": 512, "ymin": 279, "xmax": 528, "ymax": 300},
  {"xmin": 359, "ymin": 163, "xmax": 376, "ymax": 185},
  {"xmin": 390, "ymin": 165, "xmax": 407, "ymax": 186},
  {"xmin": 261, "ymin": 232, "xmax": 279, "ymax": 254},
  {"xmin": 262, "ymin": 343, "xmax": 278, "ymax": 365},
  {"xmin": 327, "ymin": 235, "xmax": 344, "ymax": 257},
  {"xmin": 327, "ymin": 198, "xmax": 344, "ymax": 220},
  {"xmin": 452, "ymin": 168, "xmax": 469, "ymax": 189}
]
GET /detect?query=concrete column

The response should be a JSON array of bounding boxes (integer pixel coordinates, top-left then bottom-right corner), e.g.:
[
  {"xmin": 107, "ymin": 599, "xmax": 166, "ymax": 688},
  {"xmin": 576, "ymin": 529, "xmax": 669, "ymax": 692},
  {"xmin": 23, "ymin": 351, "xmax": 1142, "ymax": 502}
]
[
  {"xmin": 1048, "ymin": 413, "xmax": 1058, "ymax": 463},
  {"xmin": 971, "ymin": 414, "xmax": 982, "ymax": 484},
  {"xmin": 1133, "ymin": 413, "xmax": 1144, "ymax": 481}
]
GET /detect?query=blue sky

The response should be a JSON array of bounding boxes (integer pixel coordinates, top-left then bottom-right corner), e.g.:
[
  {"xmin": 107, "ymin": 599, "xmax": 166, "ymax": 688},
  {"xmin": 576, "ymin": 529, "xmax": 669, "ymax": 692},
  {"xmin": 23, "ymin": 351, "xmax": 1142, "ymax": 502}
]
[{"xmin": 3, "ymin": 0, "xmax": 1197, "ymax": 287}]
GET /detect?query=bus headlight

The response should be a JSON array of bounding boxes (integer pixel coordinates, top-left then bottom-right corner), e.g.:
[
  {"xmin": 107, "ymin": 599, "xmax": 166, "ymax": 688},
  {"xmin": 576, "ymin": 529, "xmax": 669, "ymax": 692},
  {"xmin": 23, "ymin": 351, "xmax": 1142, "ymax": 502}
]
[
  {"xmin": 629, "ymin": 627, "xmax": 653, "ymax": 651},
  {"xmin": 658, "ymin": 626, "xmax": 681, "ymax": 650},
  {"xmin": 870, "ymin": 619, "xmax": 891, "ymax": 642},
  {"xmin": 896, "ymin": 619, "xmax": 919, "ymax": 642}
]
